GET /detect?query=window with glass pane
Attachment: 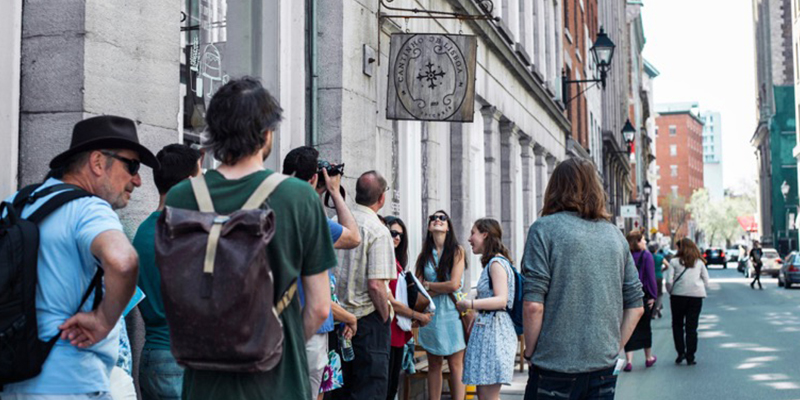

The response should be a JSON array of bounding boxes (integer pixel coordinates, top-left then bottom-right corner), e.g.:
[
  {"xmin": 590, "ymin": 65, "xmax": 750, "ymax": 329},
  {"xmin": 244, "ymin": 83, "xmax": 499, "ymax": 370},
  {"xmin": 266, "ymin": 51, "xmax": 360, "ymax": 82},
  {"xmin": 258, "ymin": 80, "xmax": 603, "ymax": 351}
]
[{"xmin": 181, "ymin": 0, "xmax": 262, "ymax": 168}]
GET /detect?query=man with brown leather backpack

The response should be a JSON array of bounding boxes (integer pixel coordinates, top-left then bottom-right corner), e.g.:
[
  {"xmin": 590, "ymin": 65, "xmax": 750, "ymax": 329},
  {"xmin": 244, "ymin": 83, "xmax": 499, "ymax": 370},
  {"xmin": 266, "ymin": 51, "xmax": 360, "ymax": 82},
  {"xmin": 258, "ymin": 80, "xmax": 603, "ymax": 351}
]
[{"xmin": 157, "ymin": 77, "xmax": 336, "ymax": 400}]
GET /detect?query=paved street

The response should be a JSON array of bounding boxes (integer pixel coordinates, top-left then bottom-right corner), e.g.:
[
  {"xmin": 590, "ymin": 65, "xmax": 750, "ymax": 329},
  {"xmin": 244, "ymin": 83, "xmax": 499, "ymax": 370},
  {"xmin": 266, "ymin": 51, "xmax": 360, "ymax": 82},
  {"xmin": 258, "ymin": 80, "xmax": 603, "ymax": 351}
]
[{"xmin": 500, "ymin": 262, "xmax": 800, "ymax": 399}]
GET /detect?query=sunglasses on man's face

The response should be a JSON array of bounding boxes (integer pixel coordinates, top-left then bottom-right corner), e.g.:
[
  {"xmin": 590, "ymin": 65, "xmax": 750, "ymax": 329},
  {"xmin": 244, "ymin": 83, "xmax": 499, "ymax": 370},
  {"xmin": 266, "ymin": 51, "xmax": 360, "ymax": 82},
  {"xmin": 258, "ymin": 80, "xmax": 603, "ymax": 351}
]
[
  {"xmin": 101, "ymin": 151, "xmax": 141, "ymax": 176},
  {"xmin": 390, "ymin": 230, "xmax": 402, "ymax": 238},
  {"xmin": 429, "ymin": 214, "xmax": 448, "ymax": 222}
]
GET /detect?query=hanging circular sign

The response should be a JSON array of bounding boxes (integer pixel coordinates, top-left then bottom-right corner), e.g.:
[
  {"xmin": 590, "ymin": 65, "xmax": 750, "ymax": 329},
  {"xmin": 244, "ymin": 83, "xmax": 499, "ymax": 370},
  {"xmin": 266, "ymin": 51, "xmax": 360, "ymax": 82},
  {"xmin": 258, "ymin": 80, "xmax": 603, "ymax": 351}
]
[{"xmin": 393, "ymin": 34, "xmax": 470, "ymax": 121}]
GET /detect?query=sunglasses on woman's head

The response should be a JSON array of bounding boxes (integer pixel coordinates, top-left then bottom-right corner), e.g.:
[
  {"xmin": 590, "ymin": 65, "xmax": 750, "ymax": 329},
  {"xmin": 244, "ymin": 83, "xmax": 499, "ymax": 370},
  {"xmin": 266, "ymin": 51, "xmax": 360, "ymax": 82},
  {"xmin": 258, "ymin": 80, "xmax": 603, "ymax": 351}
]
[
  {"xmin": 390, "ymin": 230, "xmax": 402, "ymax": 238},
  {"xmin": 429, "ymin": 215, "xmax": 448, "ymax": 222}
]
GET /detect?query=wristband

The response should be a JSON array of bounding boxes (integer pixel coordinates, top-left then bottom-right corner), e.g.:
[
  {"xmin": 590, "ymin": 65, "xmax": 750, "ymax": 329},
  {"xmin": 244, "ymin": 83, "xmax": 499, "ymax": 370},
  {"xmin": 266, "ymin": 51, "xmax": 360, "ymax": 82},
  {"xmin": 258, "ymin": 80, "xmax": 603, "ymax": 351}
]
[{"xmin": 411, "ymin": 311, "xmax": 415, "ymax": 320}]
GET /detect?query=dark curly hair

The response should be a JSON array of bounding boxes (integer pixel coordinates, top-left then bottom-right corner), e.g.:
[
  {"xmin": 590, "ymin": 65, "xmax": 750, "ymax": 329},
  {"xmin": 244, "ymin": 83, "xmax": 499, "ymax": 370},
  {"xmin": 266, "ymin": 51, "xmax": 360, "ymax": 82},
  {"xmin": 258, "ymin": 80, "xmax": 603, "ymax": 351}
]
[{"xmin": 204, "ymin": 77, "xmax": 283, "ymax": 164}]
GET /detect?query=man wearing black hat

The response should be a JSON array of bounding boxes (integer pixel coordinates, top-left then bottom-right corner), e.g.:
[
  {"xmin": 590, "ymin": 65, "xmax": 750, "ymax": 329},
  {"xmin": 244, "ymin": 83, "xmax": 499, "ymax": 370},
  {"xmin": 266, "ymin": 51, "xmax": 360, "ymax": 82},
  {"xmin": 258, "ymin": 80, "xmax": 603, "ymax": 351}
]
[{"xmin": 1, "ymin": 115, "xmax": 158, "ymax": 399}]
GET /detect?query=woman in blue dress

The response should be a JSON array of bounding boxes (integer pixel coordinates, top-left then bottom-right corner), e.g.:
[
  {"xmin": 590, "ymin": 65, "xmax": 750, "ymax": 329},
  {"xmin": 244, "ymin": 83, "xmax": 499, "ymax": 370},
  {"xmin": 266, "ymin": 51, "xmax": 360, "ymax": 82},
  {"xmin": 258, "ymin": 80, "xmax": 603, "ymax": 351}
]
[
  {"xmin": 416, "ymin": 210, "xmax": 468, "ymax": 400},
  {"xmin": 457, "ymin": 218, "xmax": 517, "ymax": 400}
]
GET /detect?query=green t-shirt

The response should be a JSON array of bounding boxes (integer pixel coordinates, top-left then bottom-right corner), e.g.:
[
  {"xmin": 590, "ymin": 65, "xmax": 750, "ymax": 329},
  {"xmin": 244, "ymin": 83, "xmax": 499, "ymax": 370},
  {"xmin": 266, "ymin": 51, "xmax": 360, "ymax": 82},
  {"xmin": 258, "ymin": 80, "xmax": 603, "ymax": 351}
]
[
  {"xmin": 165, "ymin": 169, "xmax": 337, "ymax": 400},
  {"xmin": 654, "ymin": 252, "xmax": 665, "ymax": 280},
  {"xmin": 133, "ymin": 210, "xmax": 171, "ymax": 350}
]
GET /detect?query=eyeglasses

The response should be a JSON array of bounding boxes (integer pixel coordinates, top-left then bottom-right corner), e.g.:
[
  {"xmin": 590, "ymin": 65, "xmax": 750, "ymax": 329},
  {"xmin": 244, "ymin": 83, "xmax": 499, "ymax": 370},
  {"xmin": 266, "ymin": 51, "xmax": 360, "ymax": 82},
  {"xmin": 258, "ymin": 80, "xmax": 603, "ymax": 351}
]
[
  {"xmin": 101, "ymin": 151, "xmax": 140, "ymax": 176},
  {"xmin": 390, "ymin": 230, "xmax": 402, "ymax": 238},
  {"xmin": 429, "ymin": 214, "xmax": 448, "ymax": 222}
]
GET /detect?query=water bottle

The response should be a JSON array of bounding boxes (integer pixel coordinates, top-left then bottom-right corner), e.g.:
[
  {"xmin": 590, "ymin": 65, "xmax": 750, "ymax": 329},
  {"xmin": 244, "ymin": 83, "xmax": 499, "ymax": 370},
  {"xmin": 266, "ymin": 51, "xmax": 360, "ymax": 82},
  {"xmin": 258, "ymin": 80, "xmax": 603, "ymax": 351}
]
[{"xmin": 339, "ymin": 330, "xmax": 355, "ymax": 362}]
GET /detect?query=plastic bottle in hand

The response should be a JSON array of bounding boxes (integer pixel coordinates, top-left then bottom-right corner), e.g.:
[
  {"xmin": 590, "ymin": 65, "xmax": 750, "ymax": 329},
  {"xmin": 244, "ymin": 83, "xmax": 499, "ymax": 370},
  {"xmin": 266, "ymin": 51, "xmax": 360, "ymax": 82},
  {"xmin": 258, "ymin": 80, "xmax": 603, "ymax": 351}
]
[{"xmin": 339, "ymin": 330, "xmax": 355, "ymax": 362}]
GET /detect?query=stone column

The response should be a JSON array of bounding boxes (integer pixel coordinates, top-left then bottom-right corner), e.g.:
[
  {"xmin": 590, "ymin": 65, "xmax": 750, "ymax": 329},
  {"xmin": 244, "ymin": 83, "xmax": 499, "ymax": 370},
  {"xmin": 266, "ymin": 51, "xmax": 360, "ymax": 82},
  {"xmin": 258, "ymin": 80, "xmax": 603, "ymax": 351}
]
[
  {"xmin": 546, "ymin": 153, "xmax": 557, "ymax": 184},
  {"xmin": 534, "ymin": 144, "xmax": 546, "ymax": 217},
  {"xmin": 520, "ymin": 135, "xmax": 536, "ymax": 227},
  {"xmin": 450, "ymin": 122, "xmax": 472, "ymax": 248},
  {"xmin": 481, "ymin": 106, "xmax": 503, "ymax": 220},
  {"xmin": 19, "ymin": 0, "xmax": 180, "ymax": 232},
  {"xmin": 500, "ymin": 121, "xmax": 521, "ymax": 257},
  {"xmin": 0, "ymin": 0, "xmax": 21, "ymax": 198}
]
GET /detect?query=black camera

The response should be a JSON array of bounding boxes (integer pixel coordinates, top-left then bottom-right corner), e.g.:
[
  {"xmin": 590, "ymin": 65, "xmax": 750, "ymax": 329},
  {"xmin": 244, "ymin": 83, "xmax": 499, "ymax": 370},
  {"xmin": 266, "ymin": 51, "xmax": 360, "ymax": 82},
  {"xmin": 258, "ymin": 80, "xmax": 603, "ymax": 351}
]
[
  {"xmin": 317, "ymin": 160, "xmax": 345, "ymax": 178},
  {"xmin": 317, "ymin": 160, "xmax": 346, "ymax": 208}
]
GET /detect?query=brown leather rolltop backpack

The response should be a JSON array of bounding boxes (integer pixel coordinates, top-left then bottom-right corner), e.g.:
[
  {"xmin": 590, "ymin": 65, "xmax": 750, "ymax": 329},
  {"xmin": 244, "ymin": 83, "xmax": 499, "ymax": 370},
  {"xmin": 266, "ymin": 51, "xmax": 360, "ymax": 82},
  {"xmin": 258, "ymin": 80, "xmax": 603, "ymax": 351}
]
[{"xmin": 154, "ymin": 172, "xmax": 295, "ymax": 372}]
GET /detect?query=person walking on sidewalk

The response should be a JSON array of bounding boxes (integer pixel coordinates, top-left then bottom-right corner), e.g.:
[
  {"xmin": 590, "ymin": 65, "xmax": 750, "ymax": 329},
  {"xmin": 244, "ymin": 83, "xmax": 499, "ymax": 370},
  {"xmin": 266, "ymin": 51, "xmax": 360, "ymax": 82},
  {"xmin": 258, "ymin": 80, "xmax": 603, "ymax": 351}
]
[
  {"xmin": 521, "ymin": 158, "xmax": 644, "ymax": 400},
  {"xmin": 384, "ymin": 216, "xmax": 432, "ymax": 400},
  {"xmin": 134, "ymin": 143, "xmax": 202, "ymax": 400},
  {"xmin": 623, "ymin": 230, "xmax": 658, "ymax": 372},
  {"xmin": 457, "ymin": 218, "xmax": 518, "ymax": 400},
  {"xmin": 750, "ymin": 241, "xmax": 764, "ymax": 289},
  {"xmin": 333, "ymin": 171, "xmax": 396, "ymax": 400},
  {"xmin": 666, "ymin": 238, "xmax": 709, "ymax": 366},
  {"xmin": 651, "ymin": 244, "xmax": 669, "ymax": 319},
  {"xmin": 416, "ymin": 210, "xmax": 468, "ymax": 400}
]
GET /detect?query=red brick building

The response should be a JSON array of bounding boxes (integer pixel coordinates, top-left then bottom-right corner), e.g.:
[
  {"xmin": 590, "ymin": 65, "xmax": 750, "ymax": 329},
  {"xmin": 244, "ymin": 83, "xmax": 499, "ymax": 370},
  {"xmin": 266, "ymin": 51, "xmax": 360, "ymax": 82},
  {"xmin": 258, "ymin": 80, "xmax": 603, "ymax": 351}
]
[
  {"xmin": 563, "ymin": 0, "xmax": 598, "ymax": 150},
  {"xmin": 655, "ymin": 108, "xmax": 704, "ymax": 238}
]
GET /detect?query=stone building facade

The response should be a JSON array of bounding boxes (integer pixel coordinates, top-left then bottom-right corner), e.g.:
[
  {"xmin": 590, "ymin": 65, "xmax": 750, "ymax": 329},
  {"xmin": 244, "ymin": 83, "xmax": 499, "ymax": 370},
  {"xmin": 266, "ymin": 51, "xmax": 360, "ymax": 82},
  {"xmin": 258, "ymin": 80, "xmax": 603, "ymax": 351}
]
[
  {"xmin": 753, "ymin": 0, "xmax": 797, "ymax": 253},
  {"xmin": 0, "ymin": 0, "xmax": 656, "ymax": 396}
]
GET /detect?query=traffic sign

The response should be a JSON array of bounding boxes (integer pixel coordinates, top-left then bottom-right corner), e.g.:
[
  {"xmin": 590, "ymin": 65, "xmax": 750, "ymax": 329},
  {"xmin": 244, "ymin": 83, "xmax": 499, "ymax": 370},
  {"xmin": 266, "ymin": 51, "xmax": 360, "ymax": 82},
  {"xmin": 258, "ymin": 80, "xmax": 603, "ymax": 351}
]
[{"xmin": 621, "ymin": 205, "xmax": 638, "ymax": 218}]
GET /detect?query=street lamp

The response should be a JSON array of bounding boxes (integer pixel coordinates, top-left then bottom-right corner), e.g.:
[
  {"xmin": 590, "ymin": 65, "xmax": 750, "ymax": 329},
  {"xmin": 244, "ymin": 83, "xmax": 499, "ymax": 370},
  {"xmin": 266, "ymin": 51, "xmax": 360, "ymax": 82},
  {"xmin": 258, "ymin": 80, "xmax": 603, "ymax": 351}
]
[
  {"xmin": 643, "ymin": 180, "xmax": 652, "ymax": 198},
  {"xmin": 650, "ymin": 205, "xmax": 657, "ymax": 219},
  {"xmin": 590, "ymin": 28, "xmax": 616, "ymax": 88},
  {"xmin": 562, "ymin": 27, "xmax": 616, "ymax": 105},
  {"xmin": 611, "ymin": 120, "xmax": 636, "ymax": 154}
]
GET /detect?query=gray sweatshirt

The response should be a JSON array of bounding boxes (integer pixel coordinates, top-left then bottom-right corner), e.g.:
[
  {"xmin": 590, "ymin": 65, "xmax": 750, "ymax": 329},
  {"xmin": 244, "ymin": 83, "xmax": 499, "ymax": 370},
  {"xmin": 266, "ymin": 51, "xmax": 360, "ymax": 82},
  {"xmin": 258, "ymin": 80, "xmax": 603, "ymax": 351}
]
[
  {"xmin": 665, "ymin": 259, "xmax": 709, "ymax": 298},
  {"xmin": 522, "ymin": 212, "xmax": 644, "ymax": 373}
]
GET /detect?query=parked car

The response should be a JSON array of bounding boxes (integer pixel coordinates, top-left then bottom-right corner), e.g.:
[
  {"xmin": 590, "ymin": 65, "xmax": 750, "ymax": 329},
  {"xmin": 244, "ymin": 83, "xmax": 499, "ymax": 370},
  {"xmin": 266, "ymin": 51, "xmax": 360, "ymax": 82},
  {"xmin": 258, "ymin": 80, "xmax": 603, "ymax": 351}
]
[
  {"xmin": 703, "ymin": 248, "xmax": 727, "ymax": 267},
  {"xmin": 726, "ymin": 248, "xmax": 740, "ymax": 263},
  {"xmin": 758, "ymin": 248, "xmax": 782, "ymax": 277},
  {"xmin": 778, "ymin": 252, "xmax": 800, "ymax": 288}
]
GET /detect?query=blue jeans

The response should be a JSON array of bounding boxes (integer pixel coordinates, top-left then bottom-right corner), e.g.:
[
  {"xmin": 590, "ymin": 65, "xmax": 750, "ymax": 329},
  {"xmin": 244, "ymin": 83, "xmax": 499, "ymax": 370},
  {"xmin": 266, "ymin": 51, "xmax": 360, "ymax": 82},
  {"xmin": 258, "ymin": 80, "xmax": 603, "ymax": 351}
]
[
  {"xmin": 524, "ymin": 365, "xmax": 618, "ymax": 400},
  {"xmin": 138, "ymin": 348, "xmax": 184, "ymax": 400}
]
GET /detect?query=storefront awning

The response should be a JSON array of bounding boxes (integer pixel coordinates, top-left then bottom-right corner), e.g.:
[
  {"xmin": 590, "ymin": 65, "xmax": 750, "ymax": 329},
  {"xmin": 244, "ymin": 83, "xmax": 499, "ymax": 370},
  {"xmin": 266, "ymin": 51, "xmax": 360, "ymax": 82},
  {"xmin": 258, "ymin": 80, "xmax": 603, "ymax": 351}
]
[{"xmin": 737, "ymin": 215, "xmax": 758, "ymax": 232}]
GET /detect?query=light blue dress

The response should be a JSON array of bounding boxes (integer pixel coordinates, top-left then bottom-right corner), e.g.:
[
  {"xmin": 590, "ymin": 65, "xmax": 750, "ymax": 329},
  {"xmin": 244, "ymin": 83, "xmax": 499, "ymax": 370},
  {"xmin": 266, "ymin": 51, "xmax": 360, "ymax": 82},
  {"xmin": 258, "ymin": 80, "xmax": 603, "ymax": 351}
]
[
  {"xmin": 463, "ymin": 256, "xmax": 517, "ymax": 386},
  {"xmin": 417, "ymin": 250, "xmax": 467, "ymax": 356}
]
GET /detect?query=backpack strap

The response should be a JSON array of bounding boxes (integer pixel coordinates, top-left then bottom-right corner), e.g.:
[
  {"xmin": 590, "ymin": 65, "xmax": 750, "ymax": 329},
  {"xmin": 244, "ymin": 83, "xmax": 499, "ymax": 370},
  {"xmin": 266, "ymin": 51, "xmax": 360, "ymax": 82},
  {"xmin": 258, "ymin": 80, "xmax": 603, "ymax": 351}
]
[
  {"xmin": 190, "ymin": 175, "xmax": 215, "ymax": 213},
  {"xmin": 26, "ymin": 190, "xmax": 94, "ymax": 225},
  {"xmin": 241, "ymin": 173, "xmax": 289, "ymax": 210},
  {"xmin": 11, "ymin": 184, "xmax": 41, "ymax": 211},
  {"xmin": 275, "ymin": 281, "xmax": 298, "ymax": 315},
  {"xmin": 43, "ymin": 268, "xmax": 104, "ymax": 350}
]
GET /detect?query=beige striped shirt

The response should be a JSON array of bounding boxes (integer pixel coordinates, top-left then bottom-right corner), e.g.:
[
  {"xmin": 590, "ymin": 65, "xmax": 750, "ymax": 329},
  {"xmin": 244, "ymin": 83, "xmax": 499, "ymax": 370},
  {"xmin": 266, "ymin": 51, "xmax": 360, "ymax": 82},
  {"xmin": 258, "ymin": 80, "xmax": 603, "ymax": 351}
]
[{"xmin": 334, "ymin": 204, "xmax": 396, "ymax": 319}]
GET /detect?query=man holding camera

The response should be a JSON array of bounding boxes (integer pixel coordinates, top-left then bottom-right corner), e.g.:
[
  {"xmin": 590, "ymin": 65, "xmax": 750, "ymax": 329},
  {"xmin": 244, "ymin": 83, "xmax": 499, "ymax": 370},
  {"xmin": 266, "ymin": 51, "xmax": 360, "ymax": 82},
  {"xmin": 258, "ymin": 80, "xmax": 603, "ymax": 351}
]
[{"xmin": 283, "ymin": 146, "xmax": 361, "ymax": 399}]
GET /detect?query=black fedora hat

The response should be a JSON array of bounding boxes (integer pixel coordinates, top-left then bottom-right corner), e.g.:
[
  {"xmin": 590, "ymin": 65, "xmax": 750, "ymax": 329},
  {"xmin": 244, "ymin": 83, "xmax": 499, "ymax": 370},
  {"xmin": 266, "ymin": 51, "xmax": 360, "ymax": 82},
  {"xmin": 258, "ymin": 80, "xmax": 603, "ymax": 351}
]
[{"xmin": 49, "ymin": 116, "xmax": 159, "ymax": 170}]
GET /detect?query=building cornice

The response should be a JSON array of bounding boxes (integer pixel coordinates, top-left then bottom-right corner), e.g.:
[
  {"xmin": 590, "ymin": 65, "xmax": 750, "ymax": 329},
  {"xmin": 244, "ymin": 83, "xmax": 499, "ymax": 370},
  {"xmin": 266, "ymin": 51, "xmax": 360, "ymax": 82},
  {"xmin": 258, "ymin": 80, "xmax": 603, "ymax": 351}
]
[{"xmin": 444, "ymin": 0, "xmax": 572, "ymax": 134}]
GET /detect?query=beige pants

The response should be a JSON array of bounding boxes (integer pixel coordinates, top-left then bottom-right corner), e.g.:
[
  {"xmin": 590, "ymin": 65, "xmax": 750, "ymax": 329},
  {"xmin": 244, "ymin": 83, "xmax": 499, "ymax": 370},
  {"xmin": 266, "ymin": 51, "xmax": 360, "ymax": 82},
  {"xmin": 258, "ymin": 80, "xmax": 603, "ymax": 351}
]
[{"xmin": 306, "ymin": 333, "xmax": 329, "ymax": 399}]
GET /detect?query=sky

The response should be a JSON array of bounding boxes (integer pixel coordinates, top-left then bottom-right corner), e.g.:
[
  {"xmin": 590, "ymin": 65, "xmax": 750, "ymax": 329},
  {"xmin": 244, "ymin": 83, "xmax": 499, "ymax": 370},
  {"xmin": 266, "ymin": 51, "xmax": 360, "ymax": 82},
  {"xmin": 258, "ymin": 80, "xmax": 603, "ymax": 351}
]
[{"xmin": 641, "ymin": 0, "xmax": 757, "ymax": 193}]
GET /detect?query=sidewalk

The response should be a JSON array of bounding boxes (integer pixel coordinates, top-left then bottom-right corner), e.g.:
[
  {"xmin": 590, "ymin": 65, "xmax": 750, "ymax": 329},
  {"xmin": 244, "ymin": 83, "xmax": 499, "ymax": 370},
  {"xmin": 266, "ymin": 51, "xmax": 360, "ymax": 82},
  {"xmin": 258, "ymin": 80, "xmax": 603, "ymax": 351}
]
[{"xmin": 499, "ymin": 367, "xmax": 529, "ymax": 399}]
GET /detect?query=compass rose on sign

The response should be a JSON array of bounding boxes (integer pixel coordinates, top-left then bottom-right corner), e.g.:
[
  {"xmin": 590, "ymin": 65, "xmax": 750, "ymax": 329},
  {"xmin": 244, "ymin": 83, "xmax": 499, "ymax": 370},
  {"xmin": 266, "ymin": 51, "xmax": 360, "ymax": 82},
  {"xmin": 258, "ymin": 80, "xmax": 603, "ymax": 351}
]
[{"xmin": 417, "ymin": 61, "xmax": 446, "ymax": 89}]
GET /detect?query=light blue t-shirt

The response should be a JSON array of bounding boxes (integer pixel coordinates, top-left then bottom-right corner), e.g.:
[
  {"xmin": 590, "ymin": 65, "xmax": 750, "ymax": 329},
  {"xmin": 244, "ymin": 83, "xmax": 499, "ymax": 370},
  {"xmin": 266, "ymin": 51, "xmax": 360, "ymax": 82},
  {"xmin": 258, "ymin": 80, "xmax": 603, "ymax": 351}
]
[
  {"xmin": 297, "ymin": 219, "xmax": 343, "ymax": 334},
  {"xmin": 2, "ymin": 178, "xmax": 124, "ymax": 394}
]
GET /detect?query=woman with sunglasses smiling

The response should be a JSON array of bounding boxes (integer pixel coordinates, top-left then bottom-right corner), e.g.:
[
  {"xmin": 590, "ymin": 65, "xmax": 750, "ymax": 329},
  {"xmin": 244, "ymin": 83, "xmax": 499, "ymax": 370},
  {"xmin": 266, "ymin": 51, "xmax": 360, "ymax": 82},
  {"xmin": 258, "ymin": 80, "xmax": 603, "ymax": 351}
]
[
  {"xmin": 384, "ymin": 216, "xmax": 432, "ymax": 400},
  {"xmin": 415, "ymin": 210, "xmax": 468, "ymax": 400}
]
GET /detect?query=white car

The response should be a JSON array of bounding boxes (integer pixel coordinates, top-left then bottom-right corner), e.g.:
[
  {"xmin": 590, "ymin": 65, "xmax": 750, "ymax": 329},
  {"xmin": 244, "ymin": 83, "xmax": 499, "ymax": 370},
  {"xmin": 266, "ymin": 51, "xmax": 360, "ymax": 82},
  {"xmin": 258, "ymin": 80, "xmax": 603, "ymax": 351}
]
[{"xmin": 748, "ymin": 248, "xmax": 783, "ymax": 278}]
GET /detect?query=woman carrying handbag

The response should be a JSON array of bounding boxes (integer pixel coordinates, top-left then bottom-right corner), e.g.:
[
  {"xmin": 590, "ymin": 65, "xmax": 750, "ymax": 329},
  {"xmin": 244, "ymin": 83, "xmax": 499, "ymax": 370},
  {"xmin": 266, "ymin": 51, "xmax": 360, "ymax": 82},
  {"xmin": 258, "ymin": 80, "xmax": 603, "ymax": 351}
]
[{"xmin": 666, "ymin": 238, "xmax": 709, "ymax": 366}]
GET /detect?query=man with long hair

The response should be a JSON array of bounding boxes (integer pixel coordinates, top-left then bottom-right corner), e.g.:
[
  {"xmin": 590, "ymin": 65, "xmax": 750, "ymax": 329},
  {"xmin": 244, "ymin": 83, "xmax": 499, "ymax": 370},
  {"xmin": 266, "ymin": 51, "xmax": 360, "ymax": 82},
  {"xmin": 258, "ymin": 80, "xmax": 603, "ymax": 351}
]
[{"xmin": 521, "ymin": 158, "xmax": 644, "ymax": 400}]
